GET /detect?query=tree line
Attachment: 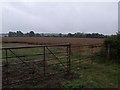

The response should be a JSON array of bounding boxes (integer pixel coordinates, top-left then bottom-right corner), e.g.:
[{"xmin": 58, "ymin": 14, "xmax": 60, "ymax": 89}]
[{"xmin": 8, "ymin": 31, "xmax": 105, "ymax": 38}]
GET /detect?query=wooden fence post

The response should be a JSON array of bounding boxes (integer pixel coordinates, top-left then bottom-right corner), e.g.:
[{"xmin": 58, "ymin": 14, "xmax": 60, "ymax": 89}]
[
  {"xmin": 43, "ymin": 46, "xmax": 46, "ymax": 76},
  {"xmin": 91, "ymin": 46, "xmax": 94, "ymax": 64},
  {"xmin": 5, "ymin": 49, "xmax": 9, "ymax": 87},
  {"xmin": 107, "ymin": 44, "xmax": 110, "ymax": 60},
  {"xmin": 68, "ymin": 44, "xmax": 71, "ymax": 73},
  {"xmin": 67, "ymin": 43, "xmax": 71, "ymax": 74}
]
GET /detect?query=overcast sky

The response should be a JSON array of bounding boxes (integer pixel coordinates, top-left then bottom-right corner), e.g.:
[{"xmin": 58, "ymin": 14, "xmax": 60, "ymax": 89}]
[{"xmin": 1, "ymin": 1, "xmax": 118, "ymax": 35}]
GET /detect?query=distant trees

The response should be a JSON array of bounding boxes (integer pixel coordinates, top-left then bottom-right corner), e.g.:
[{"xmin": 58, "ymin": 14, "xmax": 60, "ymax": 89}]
[
  {"xmin": 8, "ymin": 31, "xmax": 24, "ymax": 37},
  {"xmin": 29, "ymin": 31, "xmax": 35, "ymax": 37},
  {"xmin": 66, "ymin": 32, "xmax": 104, "ymax": 38},
  {"xmin": 59, "ymin": 33, "xmax": 62, "ymax": 37},
  {"xmin": 68, "ymin": 33, "xmax": 74, "ymax": 37},
  {"xmin": 16, "ymin": 31, "xmax": 24, "ymax": 37},
  {"xmin": 8, "ymin": 31, "xmax": 105, "ymax": 38},
  {"xmin": 8, "ymin": 31, "xmax": 36, "ymax": 37},
  {"xmin": 36, "ymin": 33, "xmax": 41, "ymax": 37},
  {"xmin": 8, "ymin": 32, "xmax": 17, "ymax": 37}
]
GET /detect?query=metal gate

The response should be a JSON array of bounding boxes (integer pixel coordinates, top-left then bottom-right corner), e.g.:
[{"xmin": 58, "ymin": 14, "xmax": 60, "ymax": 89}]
[{"xmin": 1, "ymin": 43, "xmax": 71, "ymax": 88}]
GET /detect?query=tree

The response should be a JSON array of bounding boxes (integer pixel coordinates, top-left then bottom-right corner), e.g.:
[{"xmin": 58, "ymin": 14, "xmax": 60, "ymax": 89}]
[
  {"xmin": 68, "ymin": 33, "xmax": 73, "ymax": 37},
  {"xmin": 16, "ymin": 31, "xmax": 23, "ymax": 37},
  {"xmin": 41, "ymin": 33, "xmax": 44, "ymax": 37},
  {"xmin": 59, "ymin": 33, "xmax": 62, "ymax": 37},
  {"xmin": 8, "ymin": 32, "xmax": 17, "ymax": 37},
  {"xmin": 29, "ymin": 31, "xmax": 35, "ymax": 37},
  {"xmin": 24, "ymin": 33, "xmax": 29, "ymax": 37},
  {"xmin": 36, "ymin": 33, "xmax": 41, "ymax": 37}
]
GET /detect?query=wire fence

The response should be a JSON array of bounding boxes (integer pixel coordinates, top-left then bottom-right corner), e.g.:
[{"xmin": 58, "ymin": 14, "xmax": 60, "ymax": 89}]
[{"xmin": 70, "ymin": 44, "xmax": 103, "ymax": 70}]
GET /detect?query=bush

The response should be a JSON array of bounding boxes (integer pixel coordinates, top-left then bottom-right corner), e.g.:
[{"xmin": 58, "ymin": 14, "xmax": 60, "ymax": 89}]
[{"xmin": 104, "ymin": 33, "xmax": 120, "ymax": 62}]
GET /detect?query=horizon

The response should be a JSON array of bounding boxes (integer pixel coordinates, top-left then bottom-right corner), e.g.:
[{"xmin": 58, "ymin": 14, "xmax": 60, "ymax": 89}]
[{"xmin": 0, "ymin": 30, "xmax": 118, "ymax": 35}]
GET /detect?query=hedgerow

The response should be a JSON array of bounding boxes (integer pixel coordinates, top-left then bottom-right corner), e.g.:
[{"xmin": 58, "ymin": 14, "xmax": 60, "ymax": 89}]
[{"xmin": 104, "ymin": 32, "xmax": 120, "ymax": 62}]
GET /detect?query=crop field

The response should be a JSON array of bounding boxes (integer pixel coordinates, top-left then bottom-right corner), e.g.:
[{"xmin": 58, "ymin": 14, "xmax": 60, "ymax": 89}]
[
  {"xmin": 1, "ymin": 37, "xmax": 119, "ymax": 88},
  {"xmin": 2, "ymin": 37, "xmax": 104, "ymax": 45}
]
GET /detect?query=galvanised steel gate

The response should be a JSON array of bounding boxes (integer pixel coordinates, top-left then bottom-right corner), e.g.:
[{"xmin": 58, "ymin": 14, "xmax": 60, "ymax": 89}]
[{"xmin": 1, "ymin": 43, "xmax": 71, "ymax": 88}]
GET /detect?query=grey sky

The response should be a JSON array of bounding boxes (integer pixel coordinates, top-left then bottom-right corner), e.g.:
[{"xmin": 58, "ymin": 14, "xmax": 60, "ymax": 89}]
[{"xmin": 2, "ymin": 2, "xmax": 118, "ymax": 35}]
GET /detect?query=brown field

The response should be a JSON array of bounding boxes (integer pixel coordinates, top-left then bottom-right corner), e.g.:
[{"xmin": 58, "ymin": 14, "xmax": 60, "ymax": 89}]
[{"xmin": 2, "ymin": 37, "xmax": 104, "ymax": 45}]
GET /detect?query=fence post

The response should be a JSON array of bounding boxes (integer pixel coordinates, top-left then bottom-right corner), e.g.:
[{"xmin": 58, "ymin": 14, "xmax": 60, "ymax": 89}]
[
  {"xmin": 43, "ymin": 46, "xmax": 46, "ymax": 76},
  {"xmin": 90, "ymin": 45, "xmax": 94, "ymax": 64},
  {"xmin": 5, "ymin": 49, "xmax": 9, "ymax": 86},
  {"xmin": 69, "ymin": 44, "xmax": 71, "ymax": 73},
  {"xmin": 107, "ymin": 44, "xmax": 110, "ymax": 60},
  {"xmin": 67, "ymin": 43, "xmax": 71, "ymax": 74}
]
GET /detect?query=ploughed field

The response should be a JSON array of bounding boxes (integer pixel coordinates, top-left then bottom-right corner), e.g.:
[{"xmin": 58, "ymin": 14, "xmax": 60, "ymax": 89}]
[{"xmin": 2, "ymin": 37, "xmax": 104, "ymax": 45}]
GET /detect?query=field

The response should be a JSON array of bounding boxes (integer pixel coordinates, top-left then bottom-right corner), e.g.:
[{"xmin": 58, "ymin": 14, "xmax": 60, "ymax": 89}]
[
  {"xmin": 1, "ymin": 37, "xmax": 120, "ymax": 88},
  {"xmin": 2, "ymin": 37, "xmax": 104, "ymax": 45}
]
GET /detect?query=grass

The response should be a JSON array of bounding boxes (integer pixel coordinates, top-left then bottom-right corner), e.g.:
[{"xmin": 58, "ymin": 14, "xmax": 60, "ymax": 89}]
[
  {"xmin": 62, "ymin": 57, "xmax": 119, "ymax": 88},
  {"xmin": 2, "ymin": 43, "xmax": 120, "ymax": 88}
]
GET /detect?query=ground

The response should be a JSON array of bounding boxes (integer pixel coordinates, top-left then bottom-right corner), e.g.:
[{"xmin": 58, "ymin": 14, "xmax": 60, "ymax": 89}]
[{"xmin": 1, "ymin": 42, "xmax": 120, "ymax": 88}]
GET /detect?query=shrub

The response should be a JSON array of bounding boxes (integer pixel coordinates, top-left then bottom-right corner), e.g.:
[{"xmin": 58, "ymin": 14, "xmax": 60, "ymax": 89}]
[{"xmin": 104, "ymin": 33, "xmax": 120, "ymax": 62}]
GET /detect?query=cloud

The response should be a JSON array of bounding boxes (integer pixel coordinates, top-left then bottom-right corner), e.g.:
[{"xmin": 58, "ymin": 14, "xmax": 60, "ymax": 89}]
[{"xmin": 2, "ymin": 2, "xmax": 118, "ymax": 35}]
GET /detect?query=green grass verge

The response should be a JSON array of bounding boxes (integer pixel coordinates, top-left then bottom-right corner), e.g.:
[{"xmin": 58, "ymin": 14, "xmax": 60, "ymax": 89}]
[{"xmin": 62, "ymin": 57, "xmax": 119, "ymax": 88}]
